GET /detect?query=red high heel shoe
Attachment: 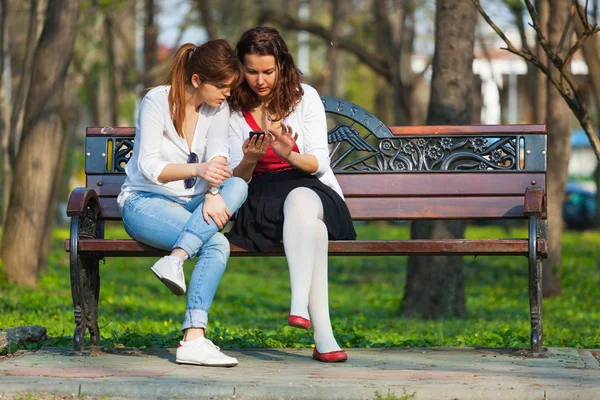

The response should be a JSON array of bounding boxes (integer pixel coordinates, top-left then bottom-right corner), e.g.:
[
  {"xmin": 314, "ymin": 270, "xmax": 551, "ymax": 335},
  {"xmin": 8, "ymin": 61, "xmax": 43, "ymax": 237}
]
[
  {"xmin": 288, "ymin": 315, "xmax": 311, "ymax": 330},
  {"xmin": 312, "ymin": 348, "xmax": 348, "ymax": 363}
]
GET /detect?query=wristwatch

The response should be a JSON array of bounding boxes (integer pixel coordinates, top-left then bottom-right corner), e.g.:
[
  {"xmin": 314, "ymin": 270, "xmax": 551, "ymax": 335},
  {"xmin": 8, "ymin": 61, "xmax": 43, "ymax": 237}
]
[{"xmin": 206, "ymin": 186, "xmax": 220, "ymax": 196}]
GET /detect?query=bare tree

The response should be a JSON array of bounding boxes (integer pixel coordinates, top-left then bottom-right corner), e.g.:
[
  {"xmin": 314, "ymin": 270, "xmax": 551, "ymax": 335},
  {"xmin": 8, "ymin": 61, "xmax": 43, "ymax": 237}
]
[
  {"xmin": 472, "ymin": 0, "xmax": 600, "ymax": 297},
  {"xmin": 0, "ymin": 0, "xmax": 80, "ymax": 285},
  {"xmin": 573, "ymin": 4, "xmax": 600, "ymax": 226},
  {"xmin": 399, "ymin": 0, "xmax": 477, "ymax": 318},
  {"xmin": 544, "ymin": 0, "xmax": 573, "ymax": 296},
  {"xmin": 472, "ymin": 0, "xmax": 600, "ymax": 159},
  {"xmin": 506, "ymin": 0, "xmax": 548, "ymax": 123}
]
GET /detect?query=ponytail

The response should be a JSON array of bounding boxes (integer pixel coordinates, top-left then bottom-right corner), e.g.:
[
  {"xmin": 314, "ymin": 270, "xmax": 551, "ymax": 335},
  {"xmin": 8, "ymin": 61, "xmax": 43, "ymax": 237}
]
[
  {"xmin": 163, "ymin": 41, "xmax": 243, "ymax": 138},
  {"xmin": 165, "ymin": 43, "xmax": 195, "ymax": 138}
]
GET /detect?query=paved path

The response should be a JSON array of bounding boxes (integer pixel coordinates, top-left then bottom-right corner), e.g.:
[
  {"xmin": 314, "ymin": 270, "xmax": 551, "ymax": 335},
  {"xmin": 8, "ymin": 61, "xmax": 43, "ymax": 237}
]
[{"xmin": 1, "ymin": 347, "xmax": 599, "ymax": 399}]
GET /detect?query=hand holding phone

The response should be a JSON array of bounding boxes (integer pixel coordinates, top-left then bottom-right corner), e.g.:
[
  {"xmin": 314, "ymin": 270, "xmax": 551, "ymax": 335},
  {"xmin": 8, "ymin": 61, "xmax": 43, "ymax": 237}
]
[{"xmin": 249, "ymin": 130, "xmax": 264, "ymax": 139}]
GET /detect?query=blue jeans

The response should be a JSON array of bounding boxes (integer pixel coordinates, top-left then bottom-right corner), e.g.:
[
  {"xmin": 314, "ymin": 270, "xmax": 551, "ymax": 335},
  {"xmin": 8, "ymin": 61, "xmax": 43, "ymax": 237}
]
[{"xmin": 121, "ymin": 177, "xmax": 248, "ymax": 331}]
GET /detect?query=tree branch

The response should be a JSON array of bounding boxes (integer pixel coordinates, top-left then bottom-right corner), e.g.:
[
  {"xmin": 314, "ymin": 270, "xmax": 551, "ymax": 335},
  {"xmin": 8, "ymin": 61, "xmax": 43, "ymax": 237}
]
[
  {"xmin": 471, "ymin": 0, "xmax": 600, "ymax": 160},
  {"xmin": 258, "ymin": 9, "xmax": 390, "ymax": 80},
  {"xmin": 557, "ymin": 2, "xmax": 575, "ymax": 55}
]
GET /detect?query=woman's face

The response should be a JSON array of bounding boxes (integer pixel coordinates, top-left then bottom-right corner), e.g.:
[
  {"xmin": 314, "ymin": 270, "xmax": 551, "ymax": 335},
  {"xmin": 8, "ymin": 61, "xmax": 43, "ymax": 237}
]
[
  {"xmin": 243, "ymin": 54, "xmax": 278, "ymax": 101},
  {"xmin": 192, "ymin": 74, "xmax": 234, "ymax": 108}
]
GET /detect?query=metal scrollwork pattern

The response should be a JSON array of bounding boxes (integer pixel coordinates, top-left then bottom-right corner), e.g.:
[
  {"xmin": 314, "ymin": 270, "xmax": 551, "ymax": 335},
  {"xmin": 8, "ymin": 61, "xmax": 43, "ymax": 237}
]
[
  {"xmin": 79, "ymin": 205, "xmax": 98, "ymax": 238},
  {"xmin": 113, "ymin": 139, "xmax": 133, "ymax": 172},
  {"xmin": 330, "ymin": 135, "xmax": 519, "ymax": 172},
  {"xmin": 320, "ymin": 96, "xmax": 538, "ymax": 173}
]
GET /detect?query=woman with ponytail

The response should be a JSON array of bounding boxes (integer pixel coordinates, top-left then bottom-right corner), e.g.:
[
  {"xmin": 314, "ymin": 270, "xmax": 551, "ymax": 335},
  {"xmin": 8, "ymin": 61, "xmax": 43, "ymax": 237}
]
[{"xmin": 118, "ymin": 40, "xmax": 246, "ymax": 367}]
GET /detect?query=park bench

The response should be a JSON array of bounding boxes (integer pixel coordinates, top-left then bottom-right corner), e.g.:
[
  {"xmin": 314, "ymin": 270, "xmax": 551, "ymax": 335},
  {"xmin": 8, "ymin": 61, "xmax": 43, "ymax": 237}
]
[{"xmin": 65, "ymin": 97, "xmax": 548, "ymax": 354}]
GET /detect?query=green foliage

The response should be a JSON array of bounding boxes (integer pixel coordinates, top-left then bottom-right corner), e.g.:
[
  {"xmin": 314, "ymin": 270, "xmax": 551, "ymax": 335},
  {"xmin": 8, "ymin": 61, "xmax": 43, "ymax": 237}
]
[
  {"xmin": 374, "ymin": 387, "xmax": 416, "ymax": 400},
  {"xmin": 1, "ymin": 223, "xmax": 599, "ymax": 351}
]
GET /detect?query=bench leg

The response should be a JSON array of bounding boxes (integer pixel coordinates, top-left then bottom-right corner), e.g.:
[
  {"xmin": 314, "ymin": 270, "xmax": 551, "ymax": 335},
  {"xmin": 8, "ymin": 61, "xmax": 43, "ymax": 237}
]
[
  {"xmin": 69, "ymin": 205, "xmax": 100, "ymax": 353},
  {"xmin": 81, "ymin": 255, "xmax": 101, "ymax": 347},
  {"xmin": 70, "ymin": 216, "xmax": 85, "ymax": 353},
  {"xmin": 528, "ymin": 216, "xmax": 543, "ymax": 353}
]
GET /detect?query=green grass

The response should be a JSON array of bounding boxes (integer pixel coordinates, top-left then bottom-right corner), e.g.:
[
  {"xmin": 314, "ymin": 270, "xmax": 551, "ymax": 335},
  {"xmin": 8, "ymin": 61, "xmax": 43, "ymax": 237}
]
[{"xmin": 1, "ymin": 222, "xmax": 599, "ymax": 351}]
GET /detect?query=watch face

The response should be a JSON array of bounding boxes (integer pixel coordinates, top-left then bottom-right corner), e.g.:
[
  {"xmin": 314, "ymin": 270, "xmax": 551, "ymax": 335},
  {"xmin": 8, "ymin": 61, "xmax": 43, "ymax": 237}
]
[{"xmin": 209, "ymin": 186, "xmax": 219, "ymax": 195}]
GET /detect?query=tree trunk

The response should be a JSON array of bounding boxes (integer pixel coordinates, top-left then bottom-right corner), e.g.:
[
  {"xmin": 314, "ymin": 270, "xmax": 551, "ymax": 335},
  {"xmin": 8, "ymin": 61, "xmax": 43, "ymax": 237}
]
[
  {"xmin": 374, "ymin": 0, "xmax": 406, "ymax": 125},
  {"xmin": 399, "ymin": 0, "xmax": 476, "ymax": 318},
  {"xmin": 38, "ymin": 115, "xmax": 70, "ymax": 274},
  {"xmin": 510, "ymin": 0, "xmax": 547, "ymax": 124},
  {"xmin": 534, "ymin": 0, "xmax": 548, "ymax": 124},
  {"xmin": 0, "ymin": 0, "xmax": 9, "ymax": 223},
  {"xmin": 314, "ymin": 0, "xmax": 342, "ymax": 96},
  {"xmin": 143, "ymin": 0, "xmax": 158, "ymax": 90},
  {"xmin": 197, "ymin": 0, "xmax": 217, "ymax": 41},
  {"xmin": 103, "ymin": 12, "xmax": 118, "ymax": 126},
  {"xmin": 3, "ymin": 0, "xmax": 43, "ymax": 224},
  {"xmin": 543, "ymin": 0, "xmax": 572, "ymax": 297},
  {"xmin": 574, "ymin": 10, "xmax": 600, "ymax": 227},
  {"xmin": 0, "ymin": 0, "xmax": 5, "ymax": 94},
  {"xmin": 9, "ymin": 0, "xmax": 42, "ymax": 164},
  {"xmin": 0, "ymin": 0, "xmax": 80, "ymax": 286}
]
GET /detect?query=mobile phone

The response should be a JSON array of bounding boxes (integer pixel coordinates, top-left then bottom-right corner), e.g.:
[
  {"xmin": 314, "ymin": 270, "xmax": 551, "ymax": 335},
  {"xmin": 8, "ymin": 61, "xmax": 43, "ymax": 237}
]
[{"xmin": 249, "ymin": 130, "xmax": 264, "ymax": 139}]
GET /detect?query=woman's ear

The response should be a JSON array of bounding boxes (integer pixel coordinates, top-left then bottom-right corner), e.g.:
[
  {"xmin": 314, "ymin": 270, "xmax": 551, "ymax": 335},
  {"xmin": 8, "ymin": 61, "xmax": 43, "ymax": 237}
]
[{"xmin": 191, "ymin": 74, "xmax": 201, "ymax": 88}]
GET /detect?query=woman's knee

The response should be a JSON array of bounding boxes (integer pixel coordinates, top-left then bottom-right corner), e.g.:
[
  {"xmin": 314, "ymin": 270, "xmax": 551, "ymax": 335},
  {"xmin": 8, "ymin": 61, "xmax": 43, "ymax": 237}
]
[
  {"xmin": 221, "ymin": 177, "xmax": 248, "ymax": 208},
  {"xmin": 284, "ymin": 187, "xmax": 321, "ymax": 217},
  {"xmin": 203, "ymin": 232, "xmax": 231, "ymax": 261}
]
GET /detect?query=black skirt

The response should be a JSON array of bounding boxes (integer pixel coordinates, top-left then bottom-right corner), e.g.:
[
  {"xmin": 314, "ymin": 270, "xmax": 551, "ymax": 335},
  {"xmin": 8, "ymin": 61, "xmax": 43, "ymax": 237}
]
[{"xmin": 225, "ymin": 169, "xmax": 356, "ymax": 252}]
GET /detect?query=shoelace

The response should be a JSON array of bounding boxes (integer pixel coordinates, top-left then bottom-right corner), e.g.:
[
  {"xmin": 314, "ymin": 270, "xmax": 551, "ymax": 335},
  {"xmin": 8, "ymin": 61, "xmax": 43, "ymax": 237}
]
[
  {"xmin": 171, "ymin": 259, "xmax": 184, "ymax": 280},
  {"xmin": 203, "ymin": 338, "xmax": 221, "ymax": 351}
]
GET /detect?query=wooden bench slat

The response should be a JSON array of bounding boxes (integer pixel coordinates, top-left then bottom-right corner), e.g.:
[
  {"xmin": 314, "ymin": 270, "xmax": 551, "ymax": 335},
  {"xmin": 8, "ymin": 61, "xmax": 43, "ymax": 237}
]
[
  {"xmin": 85, "ymin": 124, "xmax": 547, "ymax": 137},
  {"xmin": 65, "ymin": 238, "xmax": 548, "ymax": 257},
  {"xmin": 389, "ymin": 124, "xmax": 546, "ymax": 135},
  {"xmin": 96, "ymin": 196, "xmax": 528, "ymax": 220},
  {"xmin": 340, "ymin": 173, "xmax": 543, "ymax": 197},
  {"xmin": 87, "ymin": 173, "xmax": 546, "ymax": 198},
  {"xmin": 343, "ymin": 196, "xmax": 527, "ymax": 219}
]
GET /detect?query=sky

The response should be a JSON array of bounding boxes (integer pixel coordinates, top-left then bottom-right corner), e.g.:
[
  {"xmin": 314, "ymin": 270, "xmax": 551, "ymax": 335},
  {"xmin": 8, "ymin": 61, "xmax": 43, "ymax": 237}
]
[
  {"xmin": 156, "ymin": 0, "xmax": 208, "ymax": 47},
  {"xmin": 155, "ymin": 0, "xmax": 519, "ymax": 51}
]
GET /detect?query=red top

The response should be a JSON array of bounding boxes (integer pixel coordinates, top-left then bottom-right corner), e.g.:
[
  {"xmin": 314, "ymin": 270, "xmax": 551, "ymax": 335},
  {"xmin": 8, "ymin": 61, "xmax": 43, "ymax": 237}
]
[{"xmin": 242, "ymin": 110, "xmax": 299, "ymax": 175}]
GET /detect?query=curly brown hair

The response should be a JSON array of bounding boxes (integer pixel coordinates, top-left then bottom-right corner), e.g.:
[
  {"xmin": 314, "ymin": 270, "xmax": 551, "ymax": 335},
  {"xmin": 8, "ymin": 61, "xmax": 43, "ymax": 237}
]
[{"xmin": 229, "ymin": 27, "xmax": 303, "ymax": 121}]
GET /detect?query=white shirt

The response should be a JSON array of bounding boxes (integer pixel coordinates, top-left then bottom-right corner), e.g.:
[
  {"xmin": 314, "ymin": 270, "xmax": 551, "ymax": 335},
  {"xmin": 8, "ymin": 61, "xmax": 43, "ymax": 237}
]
[
  {"xmin": 118, "ymin": 85, "xmax": 230, "ymax": 208},
  {"xmin": 228, "ymin": 84, "xmax": 344, "ymax": 198}
]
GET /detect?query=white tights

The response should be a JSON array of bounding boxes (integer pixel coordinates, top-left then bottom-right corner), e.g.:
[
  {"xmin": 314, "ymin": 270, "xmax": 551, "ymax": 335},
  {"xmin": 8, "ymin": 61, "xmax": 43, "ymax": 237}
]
[{"xmin": 283, "ymin": 187, "xmax": 341, "ymax": 353}]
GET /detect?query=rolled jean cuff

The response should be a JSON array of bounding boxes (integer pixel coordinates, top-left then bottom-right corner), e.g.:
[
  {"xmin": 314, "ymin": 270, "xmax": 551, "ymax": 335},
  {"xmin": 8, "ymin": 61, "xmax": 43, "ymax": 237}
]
[
  {"xmin": 174, "ymin": 230, "xmax": 204, "ymax": 259},
  {"xmin": 182, "ymin": 308, "xmax": 208, "ymax": 331}
]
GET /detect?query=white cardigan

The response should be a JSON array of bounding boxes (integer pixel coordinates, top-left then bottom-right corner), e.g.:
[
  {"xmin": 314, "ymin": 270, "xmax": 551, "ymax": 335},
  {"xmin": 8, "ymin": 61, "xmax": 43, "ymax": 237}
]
[
  {"xmin": 228, "ymin": 84, "xmax": 343, "ymax": 198},
  {"xmin": 118, "ymin": 85, "xmax": 230, "ymax": 208}
]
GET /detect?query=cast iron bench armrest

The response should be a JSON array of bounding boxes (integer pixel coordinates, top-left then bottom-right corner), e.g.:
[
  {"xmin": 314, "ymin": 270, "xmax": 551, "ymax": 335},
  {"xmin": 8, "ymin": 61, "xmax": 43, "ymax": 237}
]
[{"xmin": 67, "ymin": 187, "xmax": 101, "ymax": 217}]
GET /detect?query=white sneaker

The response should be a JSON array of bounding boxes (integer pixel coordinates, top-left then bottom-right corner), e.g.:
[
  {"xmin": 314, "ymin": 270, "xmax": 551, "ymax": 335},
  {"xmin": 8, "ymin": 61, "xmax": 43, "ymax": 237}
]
[
  {"xmin": 176, "ymin": 337, "xmax": 238, "ymax": 367},
  {"xmin": 151, "ymin": 255, "xmax": 186, "ymax": 296}
]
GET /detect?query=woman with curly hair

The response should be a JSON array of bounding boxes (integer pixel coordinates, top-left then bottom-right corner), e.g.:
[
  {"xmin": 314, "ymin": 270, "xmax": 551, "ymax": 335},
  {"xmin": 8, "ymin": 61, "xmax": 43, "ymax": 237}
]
[{"xmin": 226, "ymin": 27, "xmax": 356, "ymax": 363}]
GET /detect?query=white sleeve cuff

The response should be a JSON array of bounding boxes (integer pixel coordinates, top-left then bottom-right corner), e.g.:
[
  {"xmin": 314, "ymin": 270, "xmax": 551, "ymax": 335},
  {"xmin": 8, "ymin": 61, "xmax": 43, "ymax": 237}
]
[
  {"xmin": 207, "ymin": 152, "xmax": 230, "ymax": 162},
  {"xmin": 139, "ymin": 159, "xmax": 170, "ymax": 185},
  {"xmin": 310, "ymin": 149, "xmax": 330, "ymax": 176}
]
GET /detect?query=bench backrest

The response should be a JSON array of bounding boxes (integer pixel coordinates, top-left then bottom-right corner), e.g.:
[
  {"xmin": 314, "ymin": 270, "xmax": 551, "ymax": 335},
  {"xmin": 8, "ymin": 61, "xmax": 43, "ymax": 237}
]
[{"xmin": 84, "ymin": 98, "xmax": 547, "ymax": 222}]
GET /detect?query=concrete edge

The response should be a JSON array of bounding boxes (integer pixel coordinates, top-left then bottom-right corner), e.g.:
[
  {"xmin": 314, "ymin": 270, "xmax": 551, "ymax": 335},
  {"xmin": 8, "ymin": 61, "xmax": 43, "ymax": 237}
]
[{"xmin": 579, "ymin": 350, "xmax": 600, "ymax": 369}]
